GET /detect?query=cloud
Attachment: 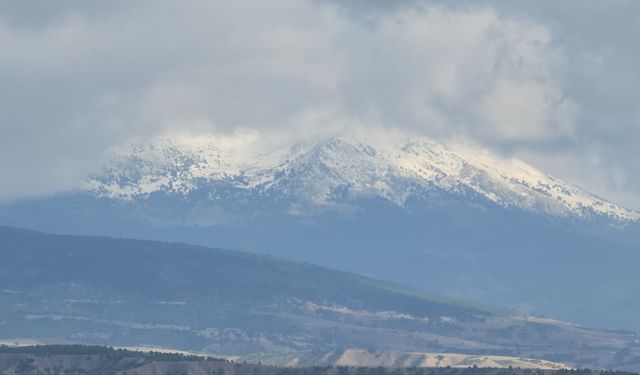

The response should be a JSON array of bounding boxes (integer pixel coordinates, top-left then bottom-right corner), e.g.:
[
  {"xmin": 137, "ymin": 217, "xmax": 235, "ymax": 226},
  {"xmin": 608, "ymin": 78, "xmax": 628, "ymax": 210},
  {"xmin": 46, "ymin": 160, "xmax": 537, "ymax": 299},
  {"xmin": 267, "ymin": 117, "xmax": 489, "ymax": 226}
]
[
  {"xmin": 350, "ymin": 7, "xmax": 574, "ymax": 142},
  {"xmin": 0, "ymin": 0, "xmax": 637, "ymax": 209}
]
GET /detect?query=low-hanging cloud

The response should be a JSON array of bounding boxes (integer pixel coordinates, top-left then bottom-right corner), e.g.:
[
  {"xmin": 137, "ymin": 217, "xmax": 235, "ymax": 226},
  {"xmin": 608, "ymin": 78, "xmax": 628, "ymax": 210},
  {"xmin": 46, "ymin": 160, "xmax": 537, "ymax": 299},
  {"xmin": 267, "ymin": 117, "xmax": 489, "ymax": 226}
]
[{"xmin": 0, "ymin": 0, "xmax": 638, "ymax": 209}]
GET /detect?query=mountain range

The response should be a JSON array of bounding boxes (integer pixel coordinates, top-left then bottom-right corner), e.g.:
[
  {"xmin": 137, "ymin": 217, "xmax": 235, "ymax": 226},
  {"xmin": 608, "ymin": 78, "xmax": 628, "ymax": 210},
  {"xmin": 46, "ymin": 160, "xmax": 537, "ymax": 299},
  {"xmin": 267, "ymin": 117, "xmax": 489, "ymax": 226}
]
[{"xmin": 1, "ymin": 133, "xmax": 639, "ymax": 330}]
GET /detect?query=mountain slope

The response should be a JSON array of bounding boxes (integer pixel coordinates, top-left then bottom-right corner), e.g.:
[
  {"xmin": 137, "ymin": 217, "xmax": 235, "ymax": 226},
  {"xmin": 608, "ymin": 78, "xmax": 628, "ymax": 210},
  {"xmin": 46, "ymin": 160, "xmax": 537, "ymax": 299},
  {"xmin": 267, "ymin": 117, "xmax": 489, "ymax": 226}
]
[{"xmin": 1, "ymin": 226, "xmax": 640, "ymax": 370}]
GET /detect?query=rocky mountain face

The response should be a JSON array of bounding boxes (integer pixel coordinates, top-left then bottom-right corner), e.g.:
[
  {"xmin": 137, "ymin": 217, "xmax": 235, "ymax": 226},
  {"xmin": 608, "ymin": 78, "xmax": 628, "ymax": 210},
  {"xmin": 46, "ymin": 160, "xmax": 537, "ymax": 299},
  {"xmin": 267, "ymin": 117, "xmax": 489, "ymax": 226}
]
[
  {"xmin": 2, "ymin": 226, "xmax": 640, "ymax": 371},
  {"xmin": 0, "ymin": 133, "xmax": 639, "ymax": 330}
]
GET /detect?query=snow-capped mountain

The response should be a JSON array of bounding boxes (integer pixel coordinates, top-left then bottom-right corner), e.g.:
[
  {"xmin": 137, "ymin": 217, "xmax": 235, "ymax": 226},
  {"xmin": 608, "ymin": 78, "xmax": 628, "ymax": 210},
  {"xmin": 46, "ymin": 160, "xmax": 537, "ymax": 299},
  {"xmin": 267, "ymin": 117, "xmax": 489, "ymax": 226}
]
[{"xmin": 88, "ymin": 133, "xmax": 639, "ymax": 222}]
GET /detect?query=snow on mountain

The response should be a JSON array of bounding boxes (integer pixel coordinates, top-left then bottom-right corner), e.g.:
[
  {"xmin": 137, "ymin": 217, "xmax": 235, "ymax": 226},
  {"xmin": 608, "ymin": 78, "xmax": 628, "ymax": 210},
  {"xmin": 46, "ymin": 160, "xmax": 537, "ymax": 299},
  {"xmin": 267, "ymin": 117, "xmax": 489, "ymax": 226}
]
[{"xmin": 87, "ymin": 133, "xmax": 640, "ymax": 222}]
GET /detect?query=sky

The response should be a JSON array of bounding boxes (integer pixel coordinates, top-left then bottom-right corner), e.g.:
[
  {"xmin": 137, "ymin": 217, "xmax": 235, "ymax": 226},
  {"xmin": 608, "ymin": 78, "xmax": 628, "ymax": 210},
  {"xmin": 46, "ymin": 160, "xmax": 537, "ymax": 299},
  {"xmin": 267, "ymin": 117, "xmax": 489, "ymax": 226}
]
[{"xmin": 0, "ymin": 0, "xmax": 639, "ymax": 210}]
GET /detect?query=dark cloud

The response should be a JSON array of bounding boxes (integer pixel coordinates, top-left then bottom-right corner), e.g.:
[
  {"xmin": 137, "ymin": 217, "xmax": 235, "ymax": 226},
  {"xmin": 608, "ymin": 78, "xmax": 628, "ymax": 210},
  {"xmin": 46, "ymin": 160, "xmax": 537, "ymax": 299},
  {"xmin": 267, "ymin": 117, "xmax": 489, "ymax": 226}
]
[{"xmin": 0, "ymin": 0, "xmax": 637, "ymax": 209}]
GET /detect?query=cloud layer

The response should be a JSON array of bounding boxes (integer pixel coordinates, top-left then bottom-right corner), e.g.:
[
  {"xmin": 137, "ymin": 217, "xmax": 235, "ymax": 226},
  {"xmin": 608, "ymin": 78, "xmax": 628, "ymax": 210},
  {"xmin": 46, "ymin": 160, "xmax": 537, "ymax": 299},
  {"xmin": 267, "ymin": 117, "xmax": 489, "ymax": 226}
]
[{"xmin": 0, "ymin": 0, "xmax": 638, "ymax": 209}]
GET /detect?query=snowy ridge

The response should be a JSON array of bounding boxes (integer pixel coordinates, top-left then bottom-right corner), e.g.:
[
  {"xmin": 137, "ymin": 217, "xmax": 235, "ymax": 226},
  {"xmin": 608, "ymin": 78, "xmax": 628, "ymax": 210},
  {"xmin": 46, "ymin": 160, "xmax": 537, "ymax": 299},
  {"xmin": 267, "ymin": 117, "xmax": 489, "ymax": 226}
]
[{"xmin": 87, "ymin": 133, "xmax": 640, "ymax": 222}]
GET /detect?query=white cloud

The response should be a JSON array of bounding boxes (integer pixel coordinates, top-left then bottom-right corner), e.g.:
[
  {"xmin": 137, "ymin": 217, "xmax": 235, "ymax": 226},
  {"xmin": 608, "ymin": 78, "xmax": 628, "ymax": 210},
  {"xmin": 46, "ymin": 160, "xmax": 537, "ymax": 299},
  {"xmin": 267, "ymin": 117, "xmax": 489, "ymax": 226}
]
[{"xmin": 0, "ymin": 0, "xmax": 636, "ymax": 209}]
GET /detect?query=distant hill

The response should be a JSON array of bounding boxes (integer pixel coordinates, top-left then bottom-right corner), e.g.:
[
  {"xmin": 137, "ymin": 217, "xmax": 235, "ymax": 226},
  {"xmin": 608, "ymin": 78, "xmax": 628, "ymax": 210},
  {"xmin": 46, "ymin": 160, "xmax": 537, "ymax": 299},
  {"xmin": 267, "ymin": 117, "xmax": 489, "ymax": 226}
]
[{"xmin": 1, "ymin": 226, "xmax": 640, "ymax": 370}]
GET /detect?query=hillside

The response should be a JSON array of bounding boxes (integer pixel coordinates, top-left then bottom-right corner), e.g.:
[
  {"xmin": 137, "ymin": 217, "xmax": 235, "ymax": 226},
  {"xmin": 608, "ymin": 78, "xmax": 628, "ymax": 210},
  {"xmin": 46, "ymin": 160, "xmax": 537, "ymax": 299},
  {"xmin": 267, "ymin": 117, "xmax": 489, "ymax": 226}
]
[{"xmin": 1, "ymin": 226, "xmax": 640, "ymax": 371}]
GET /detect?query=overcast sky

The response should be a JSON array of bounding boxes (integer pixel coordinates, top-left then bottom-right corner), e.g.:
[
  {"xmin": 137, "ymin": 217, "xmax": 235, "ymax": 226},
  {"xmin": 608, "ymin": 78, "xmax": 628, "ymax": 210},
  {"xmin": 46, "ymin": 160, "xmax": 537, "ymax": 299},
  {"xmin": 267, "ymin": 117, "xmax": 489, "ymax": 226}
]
[{"xmin": 0, "ymin": 0, "xmax": 638, "ymax": 210}]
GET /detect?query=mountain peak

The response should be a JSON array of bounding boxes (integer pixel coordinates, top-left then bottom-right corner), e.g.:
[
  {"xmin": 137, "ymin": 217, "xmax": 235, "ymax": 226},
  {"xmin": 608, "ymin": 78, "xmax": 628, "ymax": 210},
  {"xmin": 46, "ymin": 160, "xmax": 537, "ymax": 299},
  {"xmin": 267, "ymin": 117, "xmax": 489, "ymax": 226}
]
[{"xmin": 88, "ymin": 133, "xmax": 640, "ymax": 222}]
